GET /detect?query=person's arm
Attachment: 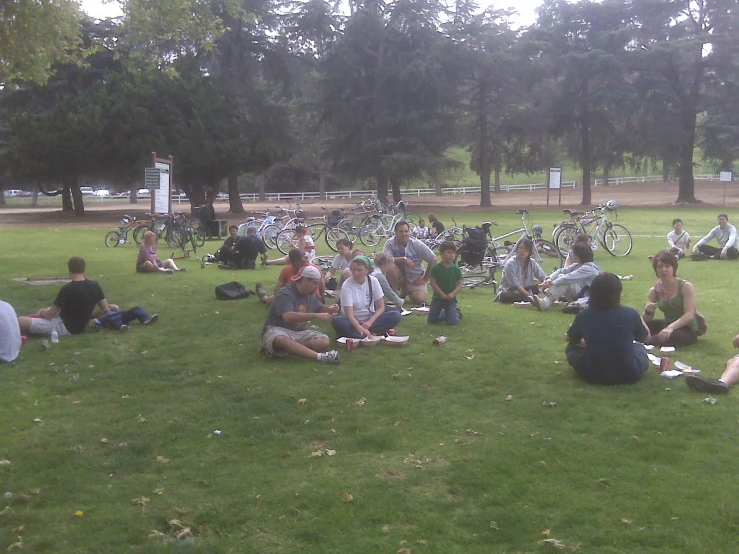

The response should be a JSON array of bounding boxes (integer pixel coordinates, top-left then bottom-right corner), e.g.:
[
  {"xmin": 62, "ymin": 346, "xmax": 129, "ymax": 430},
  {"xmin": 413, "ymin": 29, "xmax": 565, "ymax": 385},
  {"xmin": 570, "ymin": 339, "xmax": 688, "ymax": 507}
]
[
  {"xmin": 667, "ymin": 232, "xmax": 676, "ymax": 249},
  {"xmin": 430, "ymin": 277, "xmax": 447, "ymax": 300},
  {"xmin": 375, "ymin": 271, "xmax": 403, "ymax": 306},
  {"xmin": 95, "ymin": 299, "xmax": 110, "ymax": 317},
  {"xmin": 551, "ymin": 264, "xmax": 593, "ymax": 285},
  {"xmin": 418, "ymin": 255, "xmax": 436, "ymax": 284},
  {"xmin": 693, "ymin": 227, "xmax": 714, "ymax": 251},
  {"xmin": 643, "ymin": 287, "xmax": 658, "ymax": 323},
  {"xmin": 658, "ymin": 281, "xmax": 697, "ymax": 342},
  {"xmin": 342, "ymin": 305, "xmax": 367, "ymax": 337},
  {"xmin": 533, "ymin": 261, "xmax": 547, "ymax": 283},
  {"xmin": 566, "ymin": 315, "xmax": 583, "ymax": 343},
  {"xmin": 282, "ymin": 311, "xmax": 332, "ymax": 325},
  {"xmin": 448, "ymin": 279, "xmax": 463, "ymax": 299},
  {"xmin": 362, "ymin": 297, "xmax": 385, "ymax": 331},
  {"xmin": 40, "ymin": 305, "xmax": 61, "ymax": 319},
  {"xmin": 725, "ymin": 225, "xmax": 737, "ymax": 250}
]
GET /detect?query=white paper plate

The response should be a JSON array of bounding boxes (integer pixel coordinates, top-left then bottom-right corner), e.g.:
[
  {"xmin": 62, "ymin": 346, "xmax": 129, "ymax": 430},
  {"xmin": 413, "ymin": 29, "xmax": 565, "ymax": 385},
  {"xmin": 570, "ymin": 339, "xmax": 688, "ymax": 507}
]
[
  {"xmin": 660, "ymin": 346, "xmax": 676, "ymax": 353},
  {"xmin": 360, "ymin": 336, "xmax": 383, "ymax": 346},
  {"xmin": 660, "ymin": 370, "xmax": 683, "ymax": 379},
  {"xmin": 384, "ymin": 335, "xmax": 410, "ymax": 345}
]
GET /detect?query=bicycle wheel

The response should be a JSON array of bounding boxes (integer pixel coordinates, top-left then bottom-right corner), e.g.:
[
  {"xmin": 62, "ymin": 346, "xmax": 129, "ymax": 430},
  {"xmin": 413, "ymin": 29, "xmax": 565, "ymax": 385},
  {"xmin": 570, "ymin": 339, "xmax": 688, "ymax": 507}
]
[
  {"xmin": 461, "ymin": 267, "xmax": 497, "ymax": 291},
  {"xmin": 133, "ymin": 225, "xmax": 152, "ymax": 246},
  {"xmin": 337, "ymin": 218, "xmax": 359, "ymax": 242},
  {"xmin": 359, "ymin": 216, "xmax": 384, "ymax": 247},
  {"xmin": 193, "ymin": 227, "xmax": 206, "ymax": 248},
  {"xmin": 603, "ymin": 224, "xmax": 633, "ymax": 257},
  {"xmin": 325, "ymin": 226, "xmax": 349, "ymax": 251},
  {"xmin": 553, "ymin": 225, "xmax": 579, "ymax": 256},
  {"xmin": 261, "ymin": 224, "xmax": 281, "ymax": 249},
  {"xmin": 276, "ymin": 228, "xmax": 297, "ymax": 255},
  {"xmin": 105, "ymin": 230, "xmax": 122, "ymax": 248},
  {"xmin": 534, "ymin": 239, "xmax": 563, "ymax": 269}
]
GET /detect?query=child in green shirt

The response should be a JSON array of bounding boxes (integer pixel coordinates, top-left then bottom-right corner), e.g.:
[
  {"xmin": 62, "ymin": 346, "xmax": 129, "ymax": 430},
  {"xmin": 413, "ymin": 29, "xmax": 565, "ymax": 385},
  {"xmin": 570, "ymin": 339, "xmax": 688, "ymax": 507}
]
[{"xmin": 428, "ymin": 241, "xmax": 464, "ymax": 325}]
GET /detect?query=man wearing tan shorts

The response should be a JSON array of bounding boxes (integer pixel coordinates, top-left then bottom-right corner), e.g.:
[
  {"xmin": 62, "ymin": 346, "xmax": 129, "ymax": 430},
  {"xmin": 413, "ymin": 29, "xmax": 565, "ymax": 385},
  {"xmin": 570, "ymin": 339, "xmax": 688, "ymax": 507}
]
[{"xmin": 383, "ymin": 221, "xmax": 437, "ymax": 305}]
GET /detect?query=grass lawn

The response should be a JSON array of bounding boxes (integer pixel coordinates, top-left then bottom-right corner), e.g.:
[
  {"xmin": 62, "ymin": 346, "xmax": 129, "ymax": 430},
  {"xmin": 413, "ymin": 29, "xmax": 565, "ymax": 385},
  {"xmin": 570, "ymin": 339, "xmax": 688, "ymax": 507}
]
[{"xmin": 2, "ymin": 207, "xmax": 739, "ymax": 553}]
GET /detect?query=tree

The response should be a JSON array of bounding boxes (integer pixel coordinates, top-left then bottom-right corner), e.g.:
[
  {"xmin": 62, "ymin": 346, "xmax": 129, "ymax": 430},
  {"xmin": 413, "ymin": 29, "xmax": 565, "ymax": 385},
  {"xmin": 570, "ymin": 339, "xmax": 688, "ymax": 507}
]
[
  {"xmin": 0, "ymin": 0, "xmax": 84, "ymax": 85},
  {"xmin": 628, "ymin": 0, "xmax": 739, "ymax": 203}
]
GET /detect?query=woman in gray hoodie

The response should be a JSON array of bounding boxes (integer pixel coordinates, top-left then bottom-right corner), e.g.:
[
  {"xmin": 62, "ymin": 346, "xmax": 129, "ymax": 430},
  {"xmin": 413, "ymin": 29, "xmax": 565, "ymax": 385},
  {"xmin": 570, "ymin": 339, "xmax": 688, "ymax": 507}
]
[{"xmin": 531, "ymin": 243, "xmax": 600, "ymax": 311}]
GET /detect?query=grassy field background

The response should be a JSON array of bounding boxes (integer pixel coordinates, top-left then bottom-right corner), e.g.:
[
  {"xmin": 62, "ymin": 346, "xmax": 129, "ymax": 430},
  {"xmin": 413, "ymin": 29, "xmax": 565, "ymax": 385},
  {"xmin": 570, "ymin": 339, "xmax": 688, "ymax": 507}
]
[{"xmin": 2, "ymin": 207, "xmax": 739, "ymax": 553}]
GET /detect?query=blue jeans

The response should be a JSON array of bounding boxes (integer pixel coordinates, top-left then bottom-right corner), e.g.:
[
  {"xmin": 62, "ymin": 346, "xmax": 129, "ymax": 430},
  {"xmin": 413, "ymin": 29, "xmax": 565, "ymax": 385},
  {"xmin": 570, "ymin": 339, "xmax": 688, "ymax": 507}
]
[
  {"xmin": 332, "ymin": 310, "xmax": 403, "ymax": 338},
  {"xmin": 427, "ymin": 298, "xmax": 459, "ymax": 325},
  {"xmin": 98, "ymin": 306, "xmax": 149, "ymax": 330}
]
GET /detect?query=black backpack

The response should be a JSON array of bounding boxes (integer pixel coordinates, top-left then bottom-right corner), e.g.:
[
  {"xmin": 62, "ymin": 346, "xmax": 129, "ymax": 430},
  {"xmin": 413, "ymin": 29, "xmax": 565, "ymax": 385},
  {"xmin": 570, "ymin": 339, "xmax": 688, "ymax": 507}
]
[
  {"xmin": 459, "ymin": 227, "xmax": 488, "ymax": 267},
  {"xmin": 215, "ymin": 281, "xmax": 253, "ymax": 300}
]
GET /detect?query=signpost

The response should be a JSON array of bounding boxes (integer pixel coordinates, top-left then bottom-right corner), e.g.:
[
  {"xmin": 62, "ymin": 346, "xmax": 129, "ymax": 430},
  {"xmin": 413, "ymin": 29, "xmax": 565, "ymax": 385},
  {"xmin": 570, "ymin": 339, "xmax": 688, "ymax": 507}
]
[
  {"xmin": 149, "ymin": 153, "xmax": 173, "ymax": 215},
  {"xmin": 546, "ymin": 167, "xmax": 563, "ymax": 207},
  {"xmin": 721, "ymin": 171, "xmax": 733, "ymax": 207}
]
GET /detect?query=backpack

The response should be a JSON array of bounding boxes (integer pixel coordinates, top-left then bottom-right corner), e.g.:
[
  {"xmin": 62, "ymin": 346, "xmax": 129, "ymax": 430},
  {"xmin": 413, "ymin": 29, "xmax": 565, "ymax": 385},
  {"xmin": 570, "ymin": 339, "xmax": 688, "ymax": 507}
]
[
  {"xmin": 328, "ymin": 209, "xmax": 343, "ymax": 226},
  {"xmin": 215, "ymin": 281, "xmax": 253, "ymax": 300},
  {"xmin": 459, "ymin": 227, "xmax": 488, "ymax": 267}
]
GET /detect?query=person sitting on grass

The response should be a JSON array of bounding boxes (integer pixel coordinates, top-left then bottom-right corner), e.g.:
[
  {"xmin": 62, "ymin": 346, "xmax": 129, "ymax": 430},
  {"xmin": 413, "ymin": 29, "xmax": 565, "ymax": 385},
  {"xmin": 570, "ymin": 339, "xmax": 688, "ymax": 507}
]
[
  {"xmin": 18, "ymin": 256, "xmax": 111, "ymax": 338},
  {"xmin": 531, "ymin": 243, "xmax": 599, "ymax": 311},
  {"xmin": 427, "ymin": 241, "xmax": 464, "ymax": 325},
  {"xmin": 324, "ymin": 238, "xmax": 353, "ymax": 289},
  {"xmin": 383, "ymin": 221, "xmax": 437, "ymax": 306},
  {"xmin": 643, "ymin": 250, "xmax": 706, "ymax": 347},
  {"xmin": 413, "ymin": 219, "xmax": 430, "ymax": 240},
  {"xmin": 372, "ymin": 253, "xmax": 405, "ymax": 309},
  {"xmin": 257, "ymin": 249, "xmax": 325, "ymax": 305},
  {"xmin": 265, "ymin": 225, "xmax": 315, "ymax": 265},
  {"xmin": 261, "ymin": 264, "xmax": 341, "ymax": 364},
  {"xmin": 667, "ymin": 218, "xmax": 691, "ymax": 259},
  {"xmin": 93, "ymin": 306, "xmax": 159, "ymax": 333},
  {"xmin": 691, "ymin": 213, "xmax": 738, "ymax": 260},
  {"xmin": 565, "ymin": 272, "xmax": 650, "ymax": 385},
  {"xmin": 232, "ymin": 226, "xmax": 268, "ymax": 269},
  {"xmin": 0, "ymin": 300, "xmax": 22, "ymax": 363},
  {"xmin": 497, "ymin": 238, "xmax": 547, "ymax": 304},
  {"xmin": 215, "ymin": 225, "xmax": 240, "ymax": 266},
  {"xmin": 428, "ymin": 213, "xmax": 445, "ymax": 238},
  {"xmin": 332, "ymin": 256, "xmax": 402, "ymax": 338},
  {"xmin": 685, "ymin": 333, "xmax": 739, "ymax": 395},
  {"xmin": 565, "ymin": 234, "xmax": 593, "ymax": 267},
  {"xmin": 137, "ymin": 231, "xmax": 186, "ymax": 274}
]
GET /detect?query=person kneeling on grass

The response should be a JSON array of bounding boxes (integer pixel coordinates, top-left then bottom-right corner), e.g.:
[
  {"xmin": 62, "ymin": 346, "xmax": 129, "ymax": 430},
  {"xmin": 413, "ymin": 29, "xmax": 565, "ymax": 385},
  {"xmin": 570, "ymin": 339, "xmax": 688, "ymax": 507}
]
[
  {"xmin": 428, "ymin": 241, "xmax": 464, "ymax": 325},
  {"xmin": 531, "ymin": 243, "xmax": 599, "ymax": 311},
  {"xmin": 643, "ymin": 250, "xmax": 706, "ymax": 347},
  {"xmin": 497, "ymin": 238, "xmax": 547, "ymax": 304},
  {"xmin": 332, "ymin": 256, "xmax": 402, "ymax": 338},
  {"xmin": 566, "ymin": 272, "xmax": 650, "ymax": 385},
  {"xmin": 685, "ymin": 334, "xmax": 739, "ymax": 395},
  {"xmin": 261, "ymin": 265, "xmax": 341, "ymax": 364},
  {"xmin": 137, "ymin": 231, "xmax": 186, "ymax": 274}
]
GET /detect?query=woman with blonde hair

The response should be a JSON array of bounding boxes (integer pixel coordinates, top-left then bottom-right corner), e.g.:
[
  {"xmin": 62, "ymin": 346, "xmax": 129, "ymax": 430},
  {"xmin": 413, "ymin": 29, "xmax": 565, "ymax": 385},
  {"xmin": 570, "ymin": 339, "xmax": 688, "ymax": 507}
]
[{"xmin": 136, "ymin": 231, "xmax": 185, "ymax": 274}]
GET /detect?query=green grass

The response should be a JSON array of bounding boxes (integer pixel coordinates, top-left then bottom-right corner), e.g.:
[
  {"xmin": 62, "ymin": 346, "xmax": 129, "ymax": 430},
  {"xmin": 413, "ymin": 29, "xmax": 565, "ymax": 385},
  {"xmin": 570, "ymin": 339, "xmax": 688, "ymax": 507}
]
[{"xmin": 2, "ymin": 207, "xmax": 739, "ymax": 552}]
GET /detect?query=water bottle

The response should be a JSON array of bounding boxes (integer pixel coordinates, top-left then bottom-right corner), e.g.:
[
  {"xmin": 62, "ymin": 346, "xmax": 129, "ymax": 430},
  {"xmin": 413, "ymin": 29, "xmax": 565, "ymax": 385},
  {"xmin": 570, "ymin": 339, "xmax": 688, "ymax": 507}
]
[{"xmin": 51, "ymin": 330, "xmax": 59, "ymax": 344}]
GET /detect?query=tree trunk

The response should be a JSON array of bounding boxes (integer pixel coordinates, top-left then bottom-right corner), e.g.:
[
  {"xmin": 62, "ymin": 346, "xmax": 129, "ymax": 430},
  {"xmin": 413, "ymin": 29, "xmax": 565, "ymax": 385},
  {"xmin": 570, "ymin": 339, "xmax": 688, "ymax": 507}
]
[
  {"xmin": 580, "ymin": 121, "xmax": 592, "ymax": 206},
  {"xmin": 257, "ymin": 172, "xmax": 267, "ymax": 202},
  {"xmin": 0, "ymin": 181, "xmax": 5, "ymax": 206},
  {"xmin": 662, "ymin": 159, "xmax": 669, "ymax": 182},
  {"xmin": 31, "ymin": 182, "xmax": 39, "ymax": 208},
  {"xmin": 675, "ymin": 109, "xmax": 698, "ymax": 203},
  {"xmin": 479, "ymin": 83, "xmax": 491, "ymax": 207},
  {"xmin": 228, "ymin": 172, "xmax": 244, "ymax": 213},
  {"xmin": 603, "ymin": 163, "xmax": 610, "ymax": 187},
  {"xmin": 319, "ymin": 161, "xmax": 328, "ymax": 201},
  {"xmin": 63, "ymin": 174, "xmax": 85, "ymax": 216},
  {"xmin": 434, "ymin": 174, "xmax": 443, "ymax": 196},
  {"xmin": 494, "ymin": 166, "xmax": 501, "ymax": 194},
  {"xmin": 390, "ymin": 176, "xmax": 401, "ymax": 203},
  {"xmin": 61, "ymin": 181, "xmax": 73, "ymax": 212},
  {"xmin": 130, "ymin": 182, "xmax": 138, "ymax": 204},
  {"xmin": 376, "ymin": 172, "xmax": 389, "ymax": 204}
]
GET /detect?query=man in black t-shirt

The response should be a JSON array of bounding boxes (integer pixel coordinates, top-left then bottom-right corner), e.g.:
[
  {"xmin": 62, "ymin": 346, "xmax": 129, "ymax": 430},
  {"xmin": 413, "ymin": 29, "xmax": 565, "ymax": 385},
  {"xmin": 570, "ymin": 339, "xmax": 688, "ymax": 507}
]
[
  {"xmin": 233, "ymin": 226, "xmax": 269, "ymax": 269},
  {"xmin": 216, "ymin": 225, "xmax": 240, "ymax": 265},
  {"xmin": 18, "ymin": 257, "xmax": 110, "ymax": 338},
  {"xmin": 428, "ymin": 213, "xmax": 445, "ymax": 238}
]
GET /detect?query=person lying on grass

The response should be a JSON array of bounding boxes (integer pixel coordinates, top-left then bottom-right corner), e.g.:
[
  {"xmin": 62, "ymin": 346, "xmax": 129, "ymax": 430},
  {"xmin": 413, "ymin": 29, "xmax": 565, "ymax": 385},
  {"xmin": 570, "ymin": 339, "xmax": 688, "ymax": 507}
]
[
  {"xmin": 261, "ymin": 264, "xmax": 340, "ymax": 364},
  {"xmin": 643, "ymin": 250, "xmax": 706, "ymax": 347},
  {"xmin": 92, "ymin": 306, "xmax": 159, "ymax": 332},
  {"xmin": 497, "ymin": 238, "xmax": 547, "ymax": 304},
  {"xmin": 0, "ymin": 300, "xmax": 21, "ymax": 363},
  {"xmin": 137, "ymin": 231, "xmax": 186, "ymax": 274},
  {"xmin": 332, "ymin": 256, "xmax": 402, "ymax": 339},
  {"xmin": 566, "ymin": 272, "xmax": 650, "ymax": 385},
  {"xmin": 371, "ymin": 253, "xmax": 405, "ymax": 309},
  {"xmin": 265, "ymin": 225, "xmax": 316, "ymax": 265},
  {"xmin": 685, "ymin": 333, "xmax": 739, "ymax": 395},
  {"xmin": 531, "ymin": 243, "xmax": 599, "ymax": 311},
  {"xmin": 18, "ymin": 256, "xmax": 111, "ymax": 338},
  {"xmin": 428, "ymin": 241, "xmax": 464, "ymax": 325},
  {"xmin": 256, "ymin": 249, "xmax": 325, "ymax": 305},
  {"xmin": 691, "ymin": 213, "xmax": 738, "ymax": 260}
]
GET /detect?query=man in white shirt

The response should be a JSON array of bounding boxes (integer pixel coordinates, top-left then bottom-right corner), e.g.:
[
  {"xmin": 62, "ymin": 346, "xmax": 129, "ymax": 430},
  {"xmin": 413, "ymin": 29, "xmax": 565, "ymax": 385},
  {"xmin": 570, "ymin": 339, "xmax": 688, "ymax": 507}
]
[
  {"xmin": 691, "ymin": 214, "xmax": 738, "ymax": 260},
  {"xmin": 666, "ymin": 218, "xmax": 690, "ymax": 259},
  {"xmin": 383, "ymin": 221, "xmax": 437, "ymax": 305},
  {"xmin": 0, "ymin": 300, "xmax": 22, "ymax": 363}
]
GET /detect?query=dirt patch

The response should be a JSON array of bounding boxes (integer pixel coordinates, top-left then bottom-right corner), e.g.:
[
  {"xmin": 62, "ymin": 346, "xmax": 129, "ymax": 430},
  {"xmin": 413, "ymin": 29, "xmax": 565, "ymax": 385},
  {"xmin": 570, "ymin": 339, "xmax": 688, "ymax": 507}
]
[
  {"xmin": 12, "ymin": 277, "xmax": 71, "ymax": 286},
  {"xmin": 1, "ymin": 180, "xmax": 736, "ymax": 229}
]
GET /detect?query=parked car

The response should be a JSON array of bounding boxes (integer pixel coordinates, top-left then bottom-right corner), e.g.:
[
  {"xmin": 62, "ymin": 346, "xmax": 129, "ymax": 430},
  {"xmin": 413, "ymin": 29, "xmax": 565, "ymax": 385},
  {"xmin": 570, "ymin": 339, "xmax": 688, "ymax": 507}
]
[
  {"xmin": 93, "ymin": 189, "xmax": 111, "ymax": 197},
  {"xmin": 137, "ymin": 189, "xmax": 151, "ymax": 198},
  {"xmin": 5, "ymin": 189, "xmax": 25, "ymax": 197},
  {"xmin": 80, "ymin": 186, "xmax": 95, "ymax": 196},
  {"xmin": 116, "ymin": 191, "xmax": 130, "ymax": 198}
]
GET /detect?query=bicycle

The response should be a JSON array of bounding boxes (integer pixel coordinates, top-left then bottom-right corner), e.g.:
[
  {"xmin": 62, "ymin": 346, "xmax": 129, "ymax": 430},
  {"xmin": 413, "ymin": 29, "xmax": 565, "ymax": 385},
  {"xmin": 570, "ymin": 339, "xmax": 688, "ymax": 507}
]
[
  {"xmin": 257, "ymin": 204, "xmax": 306, "ymax": 249},
  {"xmin": 358, "ymin": 203, "xmax": 417, "ymax": 248},
  {"xmin": 104, "ymin": 214, "xmax": 151, "ymax": 248},
  {"xmin": 552, "ymin": 200, "xmax": 633, "ymax": 257},
  {"xmin": 275, "ymin": 215, "xmax": 350, "ymax": 255}
]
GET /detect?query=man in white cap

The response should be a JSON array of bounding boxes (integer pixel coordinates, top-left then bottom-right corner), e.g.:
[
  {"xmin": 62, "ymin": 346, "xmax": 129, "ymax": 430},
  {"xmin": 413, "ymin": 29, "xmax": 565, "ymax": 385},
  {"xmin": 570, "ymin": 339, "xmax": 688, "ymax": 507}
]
[{"xmin": 261, "ymin": 265, "xmax": 341, "ymax": 363}]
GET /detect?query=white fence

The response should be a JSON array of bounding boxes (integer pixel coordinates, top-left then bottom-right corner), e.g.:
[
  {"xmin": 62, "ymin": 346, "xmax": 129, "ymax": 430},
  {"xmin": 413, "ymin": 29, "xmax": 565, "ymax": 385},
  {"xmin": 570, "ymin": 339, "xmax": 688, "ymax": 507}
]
[{"xmin": 3, "ymin": 175, "xmax": 724, "ymax": 206}]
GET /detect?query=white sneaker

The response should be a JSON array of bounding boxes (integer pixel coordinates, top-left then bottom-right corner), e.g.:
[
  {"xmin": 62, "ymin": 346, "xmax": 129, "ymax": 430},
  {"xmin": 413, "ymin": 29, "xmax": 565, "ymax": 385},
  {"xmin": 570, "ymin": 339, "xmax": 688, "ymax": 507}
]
[
  {"xmin": 532, "ymin": 295, "xmax": 552, "ymax": 312},
  {"xmin": 318, "ymin": 350, "xmax": 341, "ymax": 364}
]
